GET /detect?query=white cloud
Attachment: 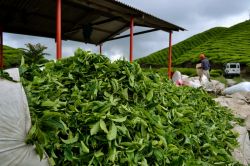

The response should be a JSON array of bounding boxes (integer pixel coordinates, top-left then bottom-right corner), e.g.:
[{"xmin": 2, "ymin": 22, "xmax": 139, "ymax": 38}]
[
  {"xmin": 214, "ymin": 12, "xmax": 249, "ymax": 27},
  {"xmin": 104, "ymin": 48, "xmax": 126, "ymax": 62}
]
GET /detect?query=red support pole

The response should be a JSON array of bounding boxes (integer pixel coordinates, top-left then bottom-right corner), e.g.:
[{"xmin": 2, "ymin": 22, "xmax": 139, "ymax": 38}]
[
  {"xmin": 129, "ymin": 16, "xmax": 134, "ymax": 63},
  {"xmin": 0, "ymin": 26, "xmax": 3, "ymax": 69},
  {"xmin": 99, "ymin": 44, "xmax": 102, "ymax": 55},
  {"xmin": 168, "ymin": 31, "xmax": 173, "ymax": 79},
  {"xmin": 56, "ymin": 0, "xmax": 62, "ymax": 59}
]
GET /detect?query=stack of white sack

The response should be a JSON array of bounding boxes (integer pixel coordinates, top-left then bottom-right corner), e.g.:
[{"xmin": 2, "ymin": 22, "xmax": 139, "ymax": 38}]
[
  {"xmin": 0, "ymin": 68, "xmax": 49, "ymax": 166},
  {"xmin": 172, "ymin": 71, "xmax": 225, "ymax": 93}
]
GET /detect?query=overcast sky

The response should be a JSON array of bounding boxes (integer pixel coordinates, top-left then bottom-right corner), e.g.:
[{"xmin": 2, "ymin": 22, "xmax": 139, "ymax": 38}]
[{"xmin": 3, "ymin": 0, "xmax": 250, "ymax": 61}]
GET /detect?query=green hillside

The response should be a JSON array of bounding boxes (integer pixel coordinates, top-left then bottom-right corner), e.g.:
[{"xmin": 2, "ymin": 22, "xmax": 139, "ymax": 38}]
[
  {"xmin": 2, "ymin": 43, "xmax": 50, "ymax": 69},
  {"xmin": 137, "ymin": 20, "xmax": 250, "ymax": 69},
  {"xmin": 2, "ymin": 45, "xmax": 23, "ymax": 68}
]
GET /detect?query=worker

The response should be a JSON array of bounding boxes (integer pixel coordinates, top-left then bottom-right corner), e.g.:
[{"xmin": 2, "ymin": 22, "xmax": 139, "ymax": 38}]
[{"xmin": 199, "ymin": 53, "xmax": 211, "ymax": 82}]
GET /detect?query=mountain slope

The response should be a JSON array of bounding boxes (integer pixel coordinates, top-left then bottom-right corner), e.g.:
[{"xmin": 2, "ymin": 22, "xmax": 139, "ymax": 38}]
[
  {"xmin": 137, "ymin": 20, "xmax": 250, "ymax": 68},
  {"xmin": 137, "ymin": 27, "xmax": 226, "ymax": 67},
  {"xmin": 3, "ymin": 45, "xmax": 23, "ymax": 69}
]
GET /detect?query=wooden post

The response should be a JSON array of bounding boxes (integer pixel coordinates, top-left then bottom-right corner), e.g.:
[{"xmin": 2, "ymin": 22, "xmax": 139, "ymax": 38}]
[
  {"xmin": 56, "ymin": 0, "xmax": 62, "ymax": 59},
  {"xmin": 129, "ymin": 16, "xmax": 134, "ymax": 63},
  {"xmin": 168, "ymin": 31, "xmax": 172, "ymax": 79},
  {"xmin": 99, "ymin": 44, "xmax": 102, "ymax": 55},
  {"xmin": 0, "ymin": 26, "xmax": 3, "ymax": 69}
]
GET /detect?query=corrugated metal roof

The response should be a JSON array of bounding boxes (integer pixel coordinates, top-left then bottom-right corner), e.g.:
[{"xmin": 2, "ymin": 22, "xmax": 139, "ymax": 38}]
[
  {"xmin": 0, "ymin": 0, "xmax": 185, "ymax": 45},
  {"xmin": 113, "ymin": 0, "xmax": 185, "ymax": 31}
]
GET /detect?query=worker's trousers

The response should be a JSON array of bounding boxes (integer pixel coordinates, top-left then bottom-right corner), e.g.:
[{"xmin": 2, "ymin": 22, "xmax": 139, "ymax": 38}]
[{"xmin": 200, "ymin": 69, "xmax": 210, "ymax": 81}]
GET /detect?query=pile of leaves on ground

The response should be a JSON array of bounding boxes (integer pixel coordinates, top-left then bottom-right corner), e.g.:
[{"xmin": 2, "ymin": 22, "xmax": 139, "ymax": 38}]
[{"xmin": 21, "ymin": 49, "xmax": 240, "ymax": 166}]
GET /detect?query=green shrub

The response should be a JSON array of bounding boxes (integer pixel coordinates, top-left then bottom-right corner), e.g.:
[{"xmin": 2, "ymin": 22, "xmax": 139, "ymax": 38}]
[
  {"xmin": 174, "ymin": 68, "xmax": 197, "ymax": 76},
  {"xmin": 142, "ymin": 68, "xmax": 168, "ymax": 77},
  {"xmin": 210, "ymin": 69, "xmax": 222, "ymax": 77}
]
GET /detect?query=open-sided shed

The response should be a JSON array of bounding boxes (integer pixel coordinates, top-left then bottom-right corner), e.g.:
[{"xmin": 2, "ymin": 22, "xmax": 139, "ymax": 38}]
[{"xmin": 0, "ymin": 0, "xmax": 185, "ymax": 77}]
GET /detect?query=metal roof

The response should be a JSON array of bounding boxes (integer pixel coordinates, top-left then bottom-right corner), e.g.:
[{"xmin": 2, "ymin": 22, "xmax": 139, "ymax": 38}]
[{"xmin": 0, "ymin": 0, "xmax": 185, "ymax": 45}]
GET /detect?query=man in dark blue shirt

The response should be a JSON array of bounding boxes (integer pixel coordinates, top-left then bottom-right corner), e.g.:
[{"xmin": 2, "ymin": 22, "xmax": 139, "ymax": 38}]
[{"xmin": 199, "ymin": 54, "xmax": 211, "ymax": 81}]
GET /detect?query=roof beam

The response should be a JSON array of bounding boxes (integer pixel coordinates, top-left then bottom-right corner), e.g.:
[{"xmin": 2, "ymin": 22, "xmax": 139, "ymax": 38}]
[
  {"xmin": 63, "ymin": 26, "xmax": 113, "ymax": 37},
  {"xmin": 106, "ymin": 28, "xmax": 159, "ymax": 42},
  {"xmin": 93, "ymin": 27, "xmax": 113, "ymax": 33},
  {"xmin": 71, "ymin": 10, "xmax": 97, "ymax": 26},
  {"xmin": 136, "ymin": 21, "xmax": 175, "ymax": 32},
  {"xmin": 64, "ymin": 16, "xmax": 121, "ymax": 35},
  {"xmin": 91, "ymin": 17, "xmax": 121, "ymax": 26},
  {"xmin": 63, "ymin": 10, "xmax": 98, "ymax": 35},
  {"xmin": 3, "ymin": 26, "xmax": 98, "ymax": 44},
  {"xmin": 63, "ymin": 25, "xmax": 113, "ymax": 35},
  {"xmin": 3, "ymin": 26, "xmax": 55, "ymax": 39},
  {"xmin": 98, "ymin": 23, "xmax": 129, "ymax": 44}
]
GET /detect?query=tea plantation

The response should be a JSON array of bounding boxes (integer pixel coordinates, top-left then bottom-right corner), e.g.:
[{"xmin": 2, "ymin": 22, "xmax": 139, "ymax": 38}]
[
  {"xmin": 2, "ymin": 45, "xmax": 23, "ymax": 68},
  {"xmin": 137, "ymin": 20, "xmax": 250, "ymax": 69}
]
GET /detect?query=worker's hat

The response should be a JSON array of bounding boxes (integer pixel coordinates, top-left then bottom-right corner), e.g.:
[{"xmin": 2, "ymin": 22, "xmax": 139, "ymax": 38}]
[{"xmin": 199, "ymin": 54, "xmax": 205, "ymax": 60}]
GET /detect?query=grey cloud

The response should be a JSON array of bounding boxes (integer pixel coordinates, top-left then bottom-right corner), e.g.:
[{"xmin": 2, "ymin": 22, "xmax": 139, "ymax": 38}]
[
  {"xmin": 121, "ymin": 0, "xmax": 250, "ymax": 24},
  {"xmin": 196, "ymin": 0, "xmax": 250, "ymax": 19}
]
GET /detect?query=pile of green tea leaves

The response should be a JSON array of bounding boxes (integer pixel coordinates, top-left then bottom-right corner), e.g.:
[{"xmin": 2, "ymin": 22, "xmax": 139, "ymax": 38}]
[{"xmin": 21, "ymin": 49, "xmax": 240, "ymax": 166}]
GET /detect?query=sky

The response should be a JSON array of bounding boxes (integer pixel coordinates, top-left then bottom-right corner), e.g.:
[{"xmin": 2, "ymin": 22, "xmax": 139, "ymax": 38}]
[{"xmin": 3, "ymin": 0, "xmax": 250, "ymax": 61}]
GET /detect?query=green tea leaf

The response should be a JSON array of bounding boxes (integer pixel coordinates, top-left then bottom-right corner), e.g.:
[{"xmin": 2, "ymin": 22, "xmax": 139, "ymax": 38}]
[
  {"xmin": 81, "ymin": 141, "xmax": 89, "ymax": 153},
  {"xmin": 90, "ymin": 121, "xmax": 100, "ymax": 135},
  {"xmin": 100, "ymin": 119, "xmax": 108, "ymax": 133},
  {"xmin": 61, "ymin": 133, "xmax": 79, "ymax": 144},
  {"xmin": 35, "ymin": 142, "xmax": 44, "ymax": 160},
  {"xmin": 107, "ymin": 122, "xmax": 117, "ymax": 140},
  {"xmin": 111, "ymin": 116, "xmax": 127, "ymax": 123},
  {"xmin": 122, "ymin": 88, "xmax": 128, "ymax": 100},
  {"xmin": 94, "ymin": 149, "xmax": 104, "ymax": 158},
  {"xmin": 64, "ymin": 148, "xmax": 73, "ymax": 161},
  {"xmin": 146, "ymin": 89, "xmax": 154, "ymax": 101},
  {"xmin": 129, "ymin": 74, "xmax": 135, "ymax": 87},
  {"xmin": 108, "ymin": 147, "xmax": 116, "ymax": 162},
  {"xmin": 41, "ymin": 100, "xmax": 56, "ymax": 107}
]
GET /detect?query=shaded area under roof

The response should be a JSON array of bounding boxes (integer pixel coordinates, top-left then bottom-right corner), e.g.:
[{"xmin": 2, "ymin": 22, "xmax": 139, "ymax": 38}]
[{"xmin": 0, "ymin": 0, "xmax": 185, "ymax": 45}]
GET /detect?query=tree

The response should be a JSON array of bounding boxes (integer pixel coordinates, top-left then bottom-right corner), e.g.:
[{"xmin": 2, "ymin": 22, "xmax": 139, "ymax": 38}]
[{"xmin": 21, "ymin": 43, "xmax": 49, "ymax": 65}]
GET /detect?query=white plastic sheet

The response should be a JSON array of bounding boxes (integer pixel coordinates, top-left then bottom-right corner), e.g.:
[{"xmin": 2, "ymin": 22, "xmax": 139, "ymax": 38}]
[
  {"xmin": 0, "ymin": 68, "xmax": 49, "ymax": 166},
  {"xmin": 224, "ymin": 82, "xmax": 250, "ymax": 95},
  {"xmin": 172, "ymin": 71, "xmax": 182, "ymax": 84},
  {"xmin": 215, "ymin": 92, "xmax": 250, "ymax": 165},
  {"xmin": 214, "ymin": 92, "xmax": 250, "ymax": 119},
  {"xmin": 175, "ymin": 73, "xmax": 224, "ymax": 93},
  {"xmin": 232, "ymin": 125, "xmax": 250, "ymax": 166},
  {"xmin": 172, "ymin": 71, "xmax": 183, "ymax": 86}
]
